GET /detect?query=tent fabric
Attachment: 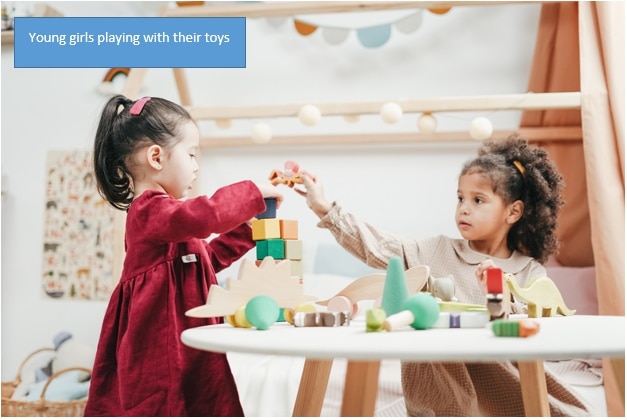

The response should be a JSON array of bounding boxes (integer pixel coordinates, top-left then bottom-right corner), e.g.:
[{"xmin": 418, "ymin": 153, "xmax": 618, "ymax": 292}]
[{"xmin": 521, "ymin": 1, "xmax": 624, "ymax": 416}]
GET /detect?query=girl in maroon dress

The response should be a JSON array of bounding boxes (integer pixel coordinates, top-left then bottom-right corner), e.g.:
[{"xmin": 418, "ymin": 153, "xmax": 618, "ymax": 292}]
[{"xmin": 85, "ymin": 95, "xmax": 283, "ymax": 416}]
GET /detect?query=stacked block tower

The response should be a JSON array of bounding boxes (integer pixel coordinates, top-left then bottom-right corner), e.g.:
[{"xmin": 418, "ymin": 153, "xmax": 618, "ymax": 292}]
[{"xmin": 252, "ymin": 198, "xmax": 304, "ymax": 282}]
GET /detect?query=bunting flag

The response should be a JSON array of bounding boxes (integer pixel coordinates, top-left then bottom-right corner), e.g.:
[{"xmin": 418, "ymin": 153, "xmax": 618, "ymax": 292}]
[{"xmin": 266, "ymin": 7, "xmax": 450, "ymax": 48}]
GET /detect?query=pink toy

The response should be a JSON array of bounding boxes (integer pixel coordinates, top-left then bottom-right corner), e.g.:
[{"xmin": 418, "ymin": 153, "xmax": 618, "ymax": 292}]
[{"xmin": 268, "ymin": 160, "xmax": 312, "ymax": 188}]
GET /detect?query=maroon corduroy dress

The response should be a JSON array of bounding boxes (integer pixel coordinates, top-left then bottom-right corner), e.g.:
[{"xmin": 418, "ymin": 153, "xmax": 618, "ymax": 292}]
[{"xmin": 84, "ymin": 181, "xmax": 265, "ymax": 416}]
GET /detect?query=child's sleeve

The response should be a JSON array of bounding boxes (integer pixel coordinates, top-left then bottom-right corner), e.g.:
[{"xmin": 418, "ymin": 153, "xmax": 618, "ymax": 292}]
[
  {"xmin": 204, "ymin": 223, "xmax": 255, "ymax": 273},
  {"xmin": 140, "ymin": 181, "xmax": 265, "ymax": 244},
  {"xmin": 317, "ymin": 202, "xmax": 411, "ymax": 269}
]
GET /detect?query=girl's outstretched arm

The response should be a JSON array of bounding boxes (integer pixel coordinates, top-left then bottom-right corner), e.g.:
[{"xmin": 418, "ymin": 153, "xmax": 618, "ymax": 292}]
[{"xmin": 294, "ymin": 173, "xmax": 332, "ymax": 219}]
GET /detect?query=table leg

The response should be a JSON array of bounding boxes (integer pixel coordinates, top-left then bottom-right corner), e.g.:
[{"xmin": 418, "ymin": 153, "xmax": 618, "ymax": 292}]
[
  {"xmin": 518, "ymin": 360, "xmax": 550, "ymax": 416},
  {"xmin": 292, "ymin": 358, "xmax": 333, "ymax": 417},
  {"xmin": 608, "ymin": 357, "xmax": 625, "ymax": 408},
  {"xmin": 340, "ymin": 360, "xmax": 381, "ymax": 417}
]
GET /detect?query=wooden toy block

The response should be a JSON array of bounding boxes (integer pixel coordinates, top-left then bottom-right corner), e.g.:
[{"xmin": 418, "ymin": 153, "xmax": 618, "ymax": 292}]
[
  {"xmin": 256, "ymin": 239, "xmax": 285, "ymax": 260},
  {"xmin": 492, "ymin": 319, "xmax": 540, "ymax": 337},
  {"xmin": 327, "ymin": 295, "xmax": 359, "ymax": 319},
  {"xmin": 256, "ymin": 197, "xmax": 277, "ymax": 219},
  {"xmin": 486, "ymin": 267, "xmax": 509, "ymax": 321},
  {"xmin": 252, "ymin": 219, "xmax": 280, "ymax": 240},
  {"xmin": 284, "ymin": 240, "xmax": 302, "ymax": 260},
  {"xmin": 284, "ymin": 303, "xmax": 316, "ymax": 325},
  {"xmin": 487, "ymin": 267, "xmax": 503, "ymax": 294},
  {"xmin": 279, "ymin": 219, "xmax": 298, "ymax": 240},
  {"xmin": 289, "ymin": 259, "xmax": 304, "ymax": 278},
  {"xmin": 293, "ymin": 311, "xmax": 350, "ymax": 327},
  {"xmin": 505, "ymin": 275, "xmax": 576, "ymax": 318},
  {"xmin": 431, "ymin": 311, "xmax": 490, "ymax": 328},
  {"xmin": 366, "ymin": 308, "xmax": 387, "ymax": 332}
]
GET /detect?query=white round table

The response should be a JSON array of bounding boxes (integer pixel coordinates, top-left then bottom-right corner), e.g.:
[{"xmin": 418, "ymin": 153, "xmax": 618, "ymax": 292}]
[{"xmin": 182, "ymin": 315, "xmax": 625, "ymax": 416}]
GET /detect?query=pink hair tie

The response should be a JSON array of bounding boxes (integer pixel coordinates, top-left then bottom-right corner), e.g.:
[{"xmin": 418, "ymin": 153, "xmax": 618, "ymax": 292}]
[{"xmin": 129, "ymin": 97, "xmax": 151, "ymax": 116}]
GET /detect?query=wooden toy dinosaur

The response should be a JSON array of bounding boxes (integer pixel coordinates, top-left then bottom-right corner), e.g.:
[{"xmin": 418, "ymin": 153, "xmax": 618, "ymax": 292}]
[
  {"xmin": 186, "ymin": 257, "xmax": 317, "ymax": 318},
  {"xmin": 505, "ymin": 274, "xmax": 576, "ymax": 318}
]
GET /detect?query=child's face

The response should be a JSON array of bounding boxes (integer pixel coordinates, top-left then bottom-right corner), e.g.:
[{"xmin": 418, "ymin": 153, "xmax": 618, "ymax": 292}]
[
  {"xmin": 159, "ymin": 121, "xmax": 200, "ymax": 199},
  {"xmin": 455, "ymin": 172, "xmax": 511, "ymax": 243}
]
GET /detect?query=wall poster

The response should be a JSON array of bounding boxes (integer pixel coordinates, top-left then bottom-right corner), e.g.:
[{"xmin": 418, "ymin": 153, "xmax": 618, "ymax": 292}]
[{"xmin": 42, "ymin": 150, "xmax": 116, "ymax": 300}]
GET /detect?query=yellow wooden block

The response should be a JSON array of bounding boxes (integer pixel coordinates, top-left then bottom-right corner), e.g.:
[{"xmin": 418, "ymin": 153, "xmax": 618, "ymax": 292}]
[
  {"xmin": 280, "ymin": 219, "xmax": 299, "ymax": 240},
  {"xmin": 252, "ymin": 219, "xmax": 281, "ymax": 240},
  {"xmin": 284, "ymin": 240, "xmax": 303, "ymax": 260}
]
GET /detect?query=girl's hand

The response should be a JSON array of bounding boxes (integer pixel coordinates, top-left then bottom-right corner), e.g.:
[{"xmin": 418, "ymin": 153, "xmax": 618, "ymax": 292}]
[
  {"xmin": 475, "ymin": 259, "xmax": 497, "ymax": 292},
  {"xmin": 255, "ymin": 182, "xmax": 284, "ymax": 209},
  {"xmin": 294, "ymin": 173, "xmax": 332, "ymax": 218}
]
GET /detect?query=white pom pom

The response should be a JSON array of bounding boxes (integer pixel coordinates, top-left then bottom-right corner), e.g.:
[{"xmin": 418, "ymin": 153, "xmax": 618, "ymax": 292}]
[
  {"xmin": 417, "ymin": 113, "xmax": 437, "ymax": 134},
  {"xmin": 298, "ymin": 104, "xmax": 321, "ymax": 126},
  {"xmin": 380, "ymin": 102, "xmax": 403, "ymax": 124},
  {"xmin": 251, "ymin": 123, "xmax": 272, "ymax": 144},
  {"xmin": 215, "ymin": 119, "xmax": 232, "ymax": 129},
  {"xmin": 469, "ymin": 117, "xmax": 493, "ymax": 140},
  {"xmin": 344, "ymin": 114, "xmax": 360, "ymax": 123}
]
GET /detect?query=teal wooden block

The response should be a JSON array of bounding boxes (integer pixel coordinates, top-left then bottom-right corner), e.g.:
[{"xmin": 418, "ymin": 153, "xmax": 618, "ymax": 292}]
[{"xmin": 256, "ymin": 239, "xmax": 285, "ymax": 259}]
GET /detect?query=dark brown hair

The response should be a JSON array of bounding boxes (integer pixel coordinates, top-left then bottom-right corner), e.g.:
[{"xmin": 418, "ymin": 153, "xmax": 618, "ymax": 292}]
[
  {"xmin": 461, "ymin": 135, "xmax": 565, "ymax": 263},
  {"xmin": 93, "ymin": 95, "xmax": 193, "ymax": 210}
]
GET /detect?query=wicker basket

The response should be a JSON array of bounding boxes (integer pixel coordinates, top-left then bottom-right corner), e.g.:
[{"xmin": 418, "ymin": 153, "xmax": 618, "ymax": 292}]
[{"xmin": 2, "ymin": 348, "xmax": 91, "ymax": 417}]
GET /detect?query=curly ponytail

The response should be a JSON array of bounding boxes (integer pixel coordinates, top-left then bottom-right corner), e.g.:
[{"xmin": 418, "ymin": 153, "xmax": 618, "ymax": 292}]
[{"xmin": 461, "ymin": 135, "xmax": 565, "ymax": 263}]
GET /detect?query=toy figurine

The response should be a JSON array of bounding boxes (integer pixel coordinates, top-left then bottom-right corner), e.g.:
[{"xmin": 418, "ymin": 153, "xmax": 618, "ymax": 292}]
[
  {"xmin": 383, "ymin": 292, "xmax": 440, "ymax": 331},
  {"xmin": 491, "ymin": 319, "xmax": 540, "ymax": 337},
  {"xmin": 268, "ymin": 160, "xmax": 311, "ymax": 188},
  {"xmin": 486, "ymin": 267, "xmax": 510, "ymax": 321},
  {"xmin": 366, "ymin": 307, "xmax": 387, "ymax": 332},
  {"xmin": 293, "ymin": 311, "xmax": 350, "ymax": 327},
  {"xmin": 505, "ymin": 275, "xmax": 576, "ymax": 318}
]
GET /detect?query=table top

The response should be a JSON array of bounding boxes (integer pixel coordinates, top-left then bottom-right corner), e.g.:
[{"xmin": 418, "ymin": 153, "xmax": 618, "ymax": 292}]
[{"xmin": 181, "ymin": 315, "xmax": 625, "ymax": 362}]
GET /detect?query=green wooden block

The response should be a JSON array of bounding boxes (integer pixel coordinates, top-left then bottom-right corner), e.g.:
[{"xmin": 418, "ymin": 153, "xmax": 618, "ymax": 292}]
[{"xmin": 256, "ymin": 239, "xmax": 285, "ymax": 259}]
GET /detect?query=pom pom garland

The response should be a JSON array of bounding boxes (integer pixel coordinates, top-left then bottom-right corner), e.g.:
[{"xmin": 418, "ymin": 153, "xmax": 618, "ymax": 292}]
[
  {"xmin": 251, "ymin": 123, "xmax": 273, "ymax": 144},
  {"xmin": 298, "ymin": 104, "xmax": 322, "ymax": 126},
  {"xmin": 343, "ymin": 114, "xmax": 360, "ymax": 123},
  {"xmin": 469, "ymin": 117, "xmax": 493, "ymax": 140},
  {"xmin": 380, "ymin": 102, "xmax": 403, "ymax": 124},
  {"xmin": 417, "ymin": 113, "xmax": 437, "ymax": 134},
  {"xmin": 215, "ymin": 119, "xmax": 232, "ymax": 129}
]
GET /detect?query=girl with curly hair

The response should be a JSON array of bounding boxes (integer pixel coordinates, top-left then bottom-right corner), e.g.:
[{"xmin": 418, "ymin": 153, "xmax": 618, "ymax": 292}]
[{"xmin": 295, "ymin": 135, "xmax": 593, "ymax": 416}]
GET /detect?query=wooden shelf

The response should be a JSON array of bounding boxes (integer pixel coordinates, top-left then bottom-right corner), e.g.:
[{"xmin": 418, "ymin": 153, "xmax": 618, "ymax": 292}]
[
  {"xmin": 162, "ymin": 1, "xmax": 528, "ymax": 18},
  {"xmin": 1, "ymin": 4, "xmax": 62, "ymax": 46},
  {"xmin": 187, "ymin": 92, "xmax": 581, "ymax": 121},
  {"xmin": 199, "ymin": 127, "xmax": 583, "ymax": 149}
]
